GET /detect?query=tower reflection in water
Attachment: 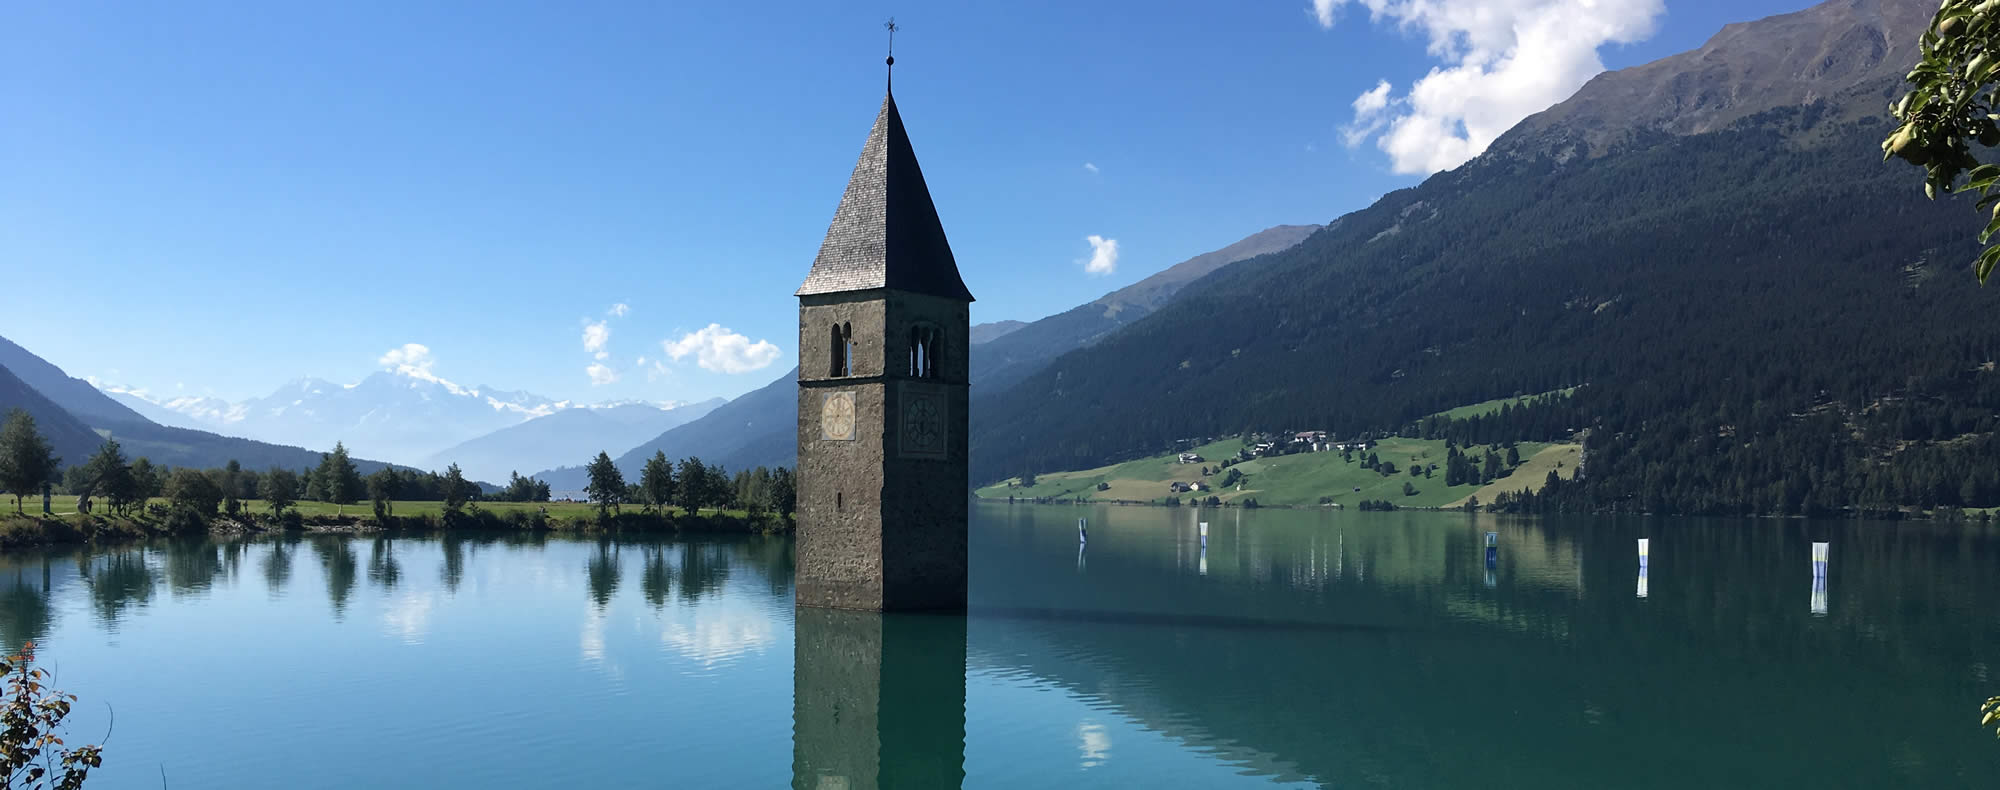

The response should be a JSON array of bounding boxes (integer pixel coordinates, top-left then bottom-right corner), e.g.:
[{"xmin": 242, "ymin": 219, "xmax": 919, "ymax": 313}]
[{"xmin": 792, "ymin": 608, "xmax": 967, "ymax": 790}]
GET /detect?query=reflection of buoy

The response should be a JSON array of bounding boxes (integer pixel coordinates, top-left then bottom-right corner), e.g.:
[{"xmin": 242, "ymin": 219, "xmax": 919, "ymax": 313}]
[
  {"xmin": 1485, "ymin": 531, "xmax": 1498, "ymax": 569},
  {"xmin": 1199, "ymin": 521, "xmax": 1209, "ymax": 549},
  {"xmin": 1199, "ymin": 546, "xmax": 1207, "ymax": 576},
  {"xmin": 1079, "ymin": 518, "xmax": 1087, "ymax": 544}
]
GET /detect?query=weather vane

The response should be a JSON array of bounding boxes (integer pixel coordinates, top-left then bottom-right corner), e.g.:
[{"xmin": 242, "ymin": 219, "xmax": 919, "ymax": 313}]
[{"xmin": 885, "ymin": 17, "xmax": 898, "ymax": 88}]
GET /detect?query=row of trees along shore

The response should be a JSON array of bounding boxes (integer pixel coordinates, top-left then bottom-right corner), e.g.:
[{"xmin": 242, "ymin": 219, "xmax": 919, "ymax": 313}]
[{"xmin": 0, "ymin": 408, "xmax": 795, "ymax": 530}]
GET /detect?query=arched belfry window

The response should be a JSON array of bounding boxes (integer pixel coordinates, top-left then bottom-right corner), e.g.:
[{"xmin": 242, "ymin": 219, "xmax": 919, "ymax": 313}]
[
  {"xmin": 830, "ymin": 322, "xmax": 854, "ymax": 377},
  {"xmin": 908, "ymin": 325, "xmax": 940, "ymax": 378}
]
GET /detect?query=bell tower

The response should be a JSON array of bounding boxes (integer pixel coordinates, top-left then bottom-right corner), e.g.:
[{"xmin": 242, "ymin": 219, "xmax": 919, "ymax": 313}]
[{"xmin": 795, "ymin": 81, "xmax": 974, "ymax": 612}]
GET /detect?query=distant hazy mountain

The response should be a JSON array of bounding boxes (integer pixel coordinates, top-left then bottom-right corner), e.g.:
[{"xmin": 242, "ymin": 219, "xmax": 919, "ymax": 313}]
[
  {"xmin": 104, "ymin": 371, "xmax": 585, "ymax": 466},
  {"xmin": 0, "ymin": 336, "xmax": 401, "ymax": 473},
  {"xmin": 969, "ymin": 320, "xmax": 1028, "ymax": 345},
  {"xmin": 537, "ymin": 368, "xmax": 798, "ymax": 488},
  {"xmin": 426, "ymin": 399, "xmax": 724, "ymax": 483},
  {"xmin": 970, "ymin": 223, "xmax": 1320, "ymax": 396}
]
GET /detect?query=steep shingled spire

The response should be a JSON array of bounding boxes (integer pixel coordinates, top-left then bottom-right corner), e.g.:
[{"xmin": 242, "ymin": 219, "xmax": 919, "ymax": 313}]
[{"xmin": 795, "ymin": 93, "xmax": 975, "ymax": 302}]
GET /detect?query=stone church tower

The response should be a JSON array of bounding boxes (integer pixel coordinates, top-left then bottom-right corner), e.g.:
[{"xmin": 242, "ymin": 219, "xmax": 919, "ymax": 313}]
[{"xmin": 795, "ymin": 87, "xmax": 973, "ymax": 612}]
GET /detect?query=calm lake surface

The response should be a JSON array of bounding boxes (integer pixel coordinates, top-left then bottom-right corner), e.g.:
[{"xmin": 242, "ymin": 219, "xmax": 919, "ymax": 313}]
[{"xmin": 5, "ymin": 504, "xmax": 1999, "ymax": 788}]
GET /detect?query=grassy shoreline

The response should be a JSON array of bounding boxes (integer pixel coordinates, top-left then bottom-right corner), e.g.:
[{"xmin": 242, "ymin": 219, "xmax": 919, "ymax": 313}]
[{"xmin": 0, "ymin": 499, "xmax": 791, "ymax": 549}]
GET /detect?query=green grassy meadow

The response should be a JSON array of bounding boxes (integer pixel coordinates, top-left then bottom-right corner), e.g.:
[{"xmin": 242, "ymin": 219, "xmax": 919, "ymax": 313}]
[
  {"xmin": 1431, "ymin": 387, "xmax": 1579, "ymax": 421},
  {"xmin": 975, "ymin": 436, "xmax": 1580, "ymax": 509}
]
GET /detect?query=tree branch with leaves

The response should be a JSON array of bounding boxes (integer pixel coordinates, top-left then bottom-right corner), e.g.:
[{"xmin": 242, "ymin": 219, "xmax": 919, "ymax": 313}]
[{"xmin": 1887, "ymin": 0, "xmax": 2000, "ymax": 279}]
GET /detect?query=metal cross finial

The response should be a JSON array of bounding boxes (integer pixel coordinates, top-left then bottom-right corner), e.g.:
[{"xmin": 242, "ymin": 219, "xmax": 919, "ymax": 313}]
[{"xmin": 884, "ymin": 18, "xmax": 898, "ymax": 89}]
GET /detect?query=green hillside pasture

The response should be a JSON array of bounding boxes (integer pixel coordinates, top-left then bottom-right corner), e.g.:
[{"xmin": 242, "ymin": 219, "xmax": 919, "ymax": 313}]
[
  {"xmin": 978, "ymin": 437, "xmax": 1580, "ymax": 509},
  {"xmin": 1432, "ymin": 387, "xmax": 1579, "ymax": 421},
  {"xmin": 977, "ymin": 438, "xmax": 1245, "ymax": 501},
  {"xmin": 1445, "ymin": 444, "xmax": 1583, "ymax": 509}
]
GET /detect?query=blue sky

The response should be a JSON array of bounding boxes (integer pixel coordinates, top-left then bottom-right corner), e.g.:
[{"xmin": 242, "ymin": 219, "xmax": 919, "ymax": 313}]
[{"xmin": 2, "ymin": 0, "xmax": 1813, "ymax": 407}]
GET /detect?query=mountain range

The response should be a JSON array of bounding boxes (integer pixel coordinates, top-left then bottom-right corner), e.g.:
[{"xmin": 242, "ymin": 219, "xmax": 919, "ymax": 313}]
[{"xmin": 971, "ymin": 0, "xmax": 2000, "ymax": 514}]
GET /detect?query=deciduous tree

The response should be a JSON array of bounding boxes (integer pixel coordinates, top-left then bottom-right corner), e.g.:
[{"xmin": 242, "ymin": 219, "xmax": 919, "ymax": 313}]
[{"xmin": 0, "ymin": 410, "xmax": 58, "ymax": 515}]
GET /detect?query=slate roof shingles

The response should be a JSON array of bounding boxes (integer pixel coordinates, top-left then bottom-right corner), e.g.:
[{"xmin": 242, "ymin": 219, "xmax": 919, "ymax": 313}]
[{"xmin": 796, "ymin": 93, "xmax": 975, "ymax": 302}]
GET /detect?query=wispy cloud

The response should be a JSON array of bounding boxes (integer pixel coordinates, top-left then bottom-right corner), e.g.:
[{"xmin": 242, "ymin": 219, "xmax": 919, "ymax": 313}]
[
  {"xmin": 586, "ymin": 363, "xmax": 619, "ymax": 386},
  {"xmin": 1083, "ymin": 235, "xmax": 1119, "ymax": 276},
  {"xmin": 607, "ymin": 302, "xmax": 630, "ymax": 317},
  {"xmin": 1083, "ymin": 162, "xmax": 1100, "ymax": 174},
  {"xmin": 1310, "ymin": 0, "xmax": 1339, "ymax": 27},
  {"xmin": 662, "ymin": 324, "xmax": 781, "ymax": 374},
  {"xmin": 379, "ymin": 343, "xmax": 473, "ymax": 395},
  {"xmin": 1320, "ymin": 0, "xmax": 1662, "ymax": 174}
]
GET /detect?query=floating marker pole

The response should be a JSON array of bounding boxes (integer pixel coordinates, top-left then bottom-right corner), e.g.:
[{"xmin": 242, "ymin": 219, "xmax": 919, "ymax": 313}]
[
  {"xmin": 1199, "ymin": 522, "xmax": 1209, "ymax": 549},
  {"xmin": 1485, "ymin": 531, "xmax": 1499, "ymax": 569},
  {"xmin": 1811, "ymin": 541, "xmax": 1829, "ymax": 616},
  {"xmin": 1078, "ymin": 518, "xmax": 1087, "ymax": 545},
  {"xmin": 1637, "ymin": 538, "xmax": 1650, "ymax": 599}
]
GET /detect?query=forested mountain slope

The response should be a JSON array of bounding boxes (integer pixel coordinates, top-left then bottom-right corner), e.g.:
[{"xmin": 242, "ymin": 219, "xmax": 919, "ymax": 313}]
[
  {"xmin": 0, "ymin": 364, "xmax": 106, "ymax": 472},
  {"xmin": 971, "ymin": 223, "xmax": 1319, "ymax": 396},
  {"xmin": 972, "ymin": 0, "xmax": 2000, "ymax": 514}
]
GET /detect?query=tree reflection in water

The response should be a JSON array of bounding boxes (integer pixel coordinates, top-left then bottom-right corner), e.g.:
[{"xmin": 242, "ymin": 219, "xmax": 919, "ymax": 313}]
[
  {"xmin": 310, "ymin": 538, "xmax": 357, "ymax": 618},
  {"xmin": 367, "ymin": 537, "xmax": 403, "ymax": 591},
  {"xmin": 84, "ymin": 550, "xmax": 155, "ymax": 627},
  {"xmin": 677, "ymin": 543, "xmax": 731, "ymax": 604},
  {"xmin": 261, "ymin": 537, "xmax": 296, "ymax": 595},
  {"xmin": 640, "ymin": 546, "xmax": 672, "ymax": 609},
  {"xmin": 585, "ymin": 540, "xmax": 620, "ymax": 610},
  {"xmin": 0, "ymin": 557, "xmax": 54, "ymax": 653},
  {"xmin": 164, "ymin": 540, "xmax": 221, "ymax": 596}
]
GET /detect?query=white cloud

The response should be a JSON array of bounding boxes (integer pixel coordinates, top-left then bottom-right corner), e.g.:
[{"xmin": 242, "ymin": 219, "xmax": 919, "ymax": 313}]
[
  {"xmin": 377, "ymin": 343, "xmax": 474, "ymax": 395},
  {"xmin": 1083, "ymin": 162, "xmax": 1100, "ymax": 174},
  {"xmin": 1323, "ymin": 0, "xmax": 1663, "ymax": 174},
  {"xmin": 586, "ymin": 363, "xmax": 619, "ymax": 386},
  {"xmin": 1342, "ymin": 79, "xmax": 1393, "ymax": 147},
  {"xmin": 1311, "ymin": 0, "xmax": 1339, "ymax": 27},
  {"xmin": 662, "ymin": 324, "xmax": 781, "ymax": 374},
  {"xmin": 607, "ymin": 302, "xmax": 630, "ymax": 317},
  {"xmin": 1083, "ymin": 235, "xmax": 1119, "ymax": 276},
  {"xmin": 582, "ymin": 320, "xmax": 611, "ymax": 355}
]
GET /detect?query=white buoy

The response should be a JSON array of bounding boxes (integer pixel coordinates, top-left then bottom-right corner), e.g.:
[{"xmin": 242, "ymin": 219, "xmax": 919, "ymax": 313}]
[
  {"xmin": 1636, "ymin": 538, "xmax": 1650, "ymax": 599},
  {"xmin": 1078, "ymin": 518, "xmax": 1088, "ymax": 545},
  {"xmin": 1811, "ymin": 541, "xmax": 1829, "ymax": 616},
  {"xmin": 1199, "ymin": 521, "xmax": 1209, "ymax": 549}
]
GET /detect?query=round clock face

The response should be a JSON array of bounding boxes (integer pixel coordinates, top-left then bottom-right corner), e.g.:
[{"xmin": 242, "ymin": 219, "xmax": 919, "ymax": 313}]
[
  {"xmin": 821, "ymin": 392, "xmax": 856, "ymax": 441},
  {"xmin": 903, "ymin": 395, "xmax": 942, "ymax": 453}
]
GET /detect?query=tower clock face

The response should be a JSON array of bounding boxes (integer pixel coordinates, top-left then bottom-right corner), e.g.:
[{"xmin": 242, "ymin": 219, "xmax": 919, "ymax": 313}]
[
  {"xmin": 898, "ymin": 386, "xmax": 948, "ymax": 459},
  {"xmin": 820, "ymin": 391, "xmax": 856, "ymax": 441}
]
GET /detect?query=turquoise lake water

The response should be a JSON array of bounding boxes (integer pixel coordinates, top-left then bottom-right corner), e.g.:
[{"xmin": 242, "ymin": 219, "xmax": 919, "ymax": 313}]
[{"xmin": 4, "ymin": 503, "xmax": 1999, "ymax": 788}]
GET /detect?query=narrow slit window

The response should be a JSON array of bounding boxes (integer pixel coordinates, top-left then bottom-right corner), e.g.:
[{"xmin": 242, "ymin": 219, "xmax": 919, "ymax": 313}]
[{"xmin": 829, "ymin": 324, "xmax": 844, "ymax": 377}]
